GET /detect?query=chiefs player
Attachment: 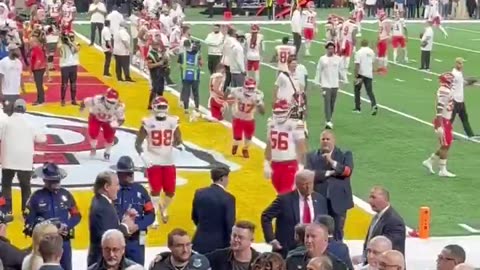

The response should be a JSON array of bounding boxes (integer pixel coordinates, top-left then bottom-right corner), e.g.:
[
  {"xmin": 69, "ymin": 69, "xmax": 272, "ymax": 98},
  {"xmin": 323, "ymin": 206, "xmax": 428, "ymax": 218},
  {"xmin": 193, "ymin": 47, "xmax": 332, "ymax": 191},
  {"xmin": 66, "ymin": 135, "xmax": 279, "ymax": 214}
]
[
  {"xmin": 135, "ymin": 96, "xmax": 183, "ymax": 226},
  {"xmin": 272, "ymin": 37, "xmax": 296, "ymax": 72},
  {"xmin": 47, "ymin": 0, "xmax": 61, "ymax": 24},
  {"xmin": 61, "ymin": 0, "xmax": 76, "ymax": 30},
  {"xmin": 353, "ymin": 0, "xmax": 364, "ymax": 37},
  {"xmin": 229, "ymin": 77, "xmax": 265, "ymax": 158},
  {"xmin": 392, "ymin": 11, "xmax": 408, "ymax": 63},
  {"xmin": 245, "ymin": 24, "xmax": 264, "ymax": 83},
  {"xmin": 301, "ymin": 1, "xmax": 317, "ymax": 56},
  {"xmin": 340, "ymin": 15, "xmax": 357, "ymax": 83},
  {"xmin": 427, "ymin": 0, "xmax": 448, "ymax": 38},
  {"xmin": 376, "ymin": 10, "xmax": 391, "ymax": 74},
  {"xmin": 264, "ymin": 99, "xmax": 307, "ymax": 194},
  {"xmin": 422, "ymin": 72, "xmax": 456, "ymax": 177},
  {"xmin": 80, "ymin": 88, "xmax": 125, "ymax": 160}
]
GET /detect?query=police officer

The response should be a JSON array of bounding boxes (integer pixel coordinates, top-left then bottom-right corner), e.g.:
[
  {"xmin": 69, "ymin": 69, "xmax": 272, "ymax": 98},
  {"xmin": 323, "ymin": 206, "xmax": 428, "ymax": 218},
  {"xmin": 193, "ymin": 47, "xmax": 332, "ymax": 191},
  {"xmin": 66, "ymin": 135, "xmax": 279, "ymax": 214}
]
[
  {"xmin": 110, "ymin": 156, "xmax": 155, "ymax": 265},
  {"xmin": 179, "ymin": 40, "xmax": 202, "ymax": 113},
  {"xmin": 23, "ymin": 162, "xmax": 81, "ymax": 270}
]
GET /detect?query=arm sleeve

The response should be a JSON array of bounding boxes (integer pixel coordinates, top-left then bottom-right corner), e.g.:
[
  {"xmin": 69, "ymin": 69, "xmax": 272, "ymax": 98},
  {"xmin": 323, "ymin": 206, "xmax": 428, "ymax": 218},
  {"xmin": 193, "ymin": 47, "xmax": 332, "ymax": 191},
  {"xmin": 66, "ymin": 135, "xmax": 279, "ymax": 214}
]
[
  {"xmin": 66, "ymin": 192, "xmax": 82, "ymax": 229},
  {"xmin": 224, "ymin": 195, "xmax": 235, "ymax": 238},
  {"xmin": 135, "ymin": 187, "xmax": 155, "ymax": 230},
  {"xmin": 191, "ymin": 192, "xmax": 199, "ymax": 225},
  {"xmin": 332, "ymin": 150, "xmax": 353, "ymax": 178},
  {"xmin": 260, "ymin": 197, "xmax": 283, "ymax": 243}
]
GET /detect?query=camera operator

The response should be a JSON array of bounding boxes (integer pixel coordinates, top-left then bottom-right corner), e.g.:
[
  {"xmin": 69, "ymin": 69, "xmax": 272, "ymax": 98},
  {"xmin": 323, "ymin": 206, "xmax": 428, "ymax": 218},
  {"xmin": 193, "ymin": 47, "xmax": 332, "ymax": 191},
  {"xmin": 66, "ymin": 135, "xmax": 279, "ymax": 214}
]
[
  {"xmin": 58, "ymin": 30, "xmax": 79, "ymax": 106},
  {"xmin": 0, "ymin": 211, "xmax": 29, "ymax": 270},
  {"xmin": 45, "ymin": 20, "xmax": 59, "ymax": 72},
  {"xmin": 146, "ymin": 40, "xmax": 168, "ymax": 109},
  {"xmin": 0, "ymin": 27, "xmax": 9, "ymax": 60}
]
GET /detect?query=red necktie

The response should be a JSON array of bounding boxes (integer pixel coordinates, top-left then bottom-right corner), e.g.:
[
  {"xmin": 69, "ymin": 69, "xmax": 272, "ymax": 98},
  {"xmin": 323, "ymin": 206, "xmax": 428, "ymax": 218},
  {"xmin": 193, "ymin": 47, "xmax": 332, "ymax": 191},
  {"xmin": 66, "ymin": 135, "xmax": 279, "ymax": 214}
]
[{"xmin": 303, "ymin": 196, "xmax": 312, "ymax": 224}]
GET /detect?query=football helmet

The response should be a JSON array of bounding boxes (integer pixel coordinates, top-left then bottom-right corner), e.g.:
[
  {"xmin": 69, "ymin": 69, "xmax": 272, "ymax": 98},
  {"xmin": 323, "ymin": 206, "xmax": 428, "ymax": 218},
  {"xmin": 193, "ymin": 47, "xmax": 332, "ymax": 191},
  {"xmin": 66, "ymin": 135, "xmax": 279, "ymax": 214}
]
[
  {"xmin": 152, "ymin": 96, "xmax": 169, "ymax": 117},
  {"xmin": 439, "ymin": 72, "xmax": 455, "ymax": 88},
  {"xmin": 306, "ymin": 1, "xmax": 315, "ymax": 9},
  {"xmin": 104, "ymin": 88, "xmax": 119, "ymax": 107},
  {"xmin": 243, "ymin": 77, "xmax": 257, "ymax": 93},
  {"xmin": 272, "ymin": 99, "xmax": 291, "ymax": 122},
  {"xmin": 251, "ymin": 24, "xmax": 260, "ymax": 33}
]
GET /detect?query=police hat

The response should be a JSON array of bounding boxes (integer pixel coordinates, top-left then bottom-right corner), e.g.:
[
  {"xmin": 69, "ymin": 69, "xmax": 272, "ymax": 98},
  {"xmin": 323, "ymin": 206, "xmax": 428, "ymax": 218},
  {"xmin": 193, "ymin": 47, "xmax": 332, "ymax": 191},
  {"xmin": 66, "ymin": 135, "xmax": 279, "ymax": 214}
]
[
  {"xmin": 110, "ymin": 156, "xmax": 135, "ymax": 172},
  {"xmin": 34, "ymin": 162, "xmax": 67, "ymax": 181}
]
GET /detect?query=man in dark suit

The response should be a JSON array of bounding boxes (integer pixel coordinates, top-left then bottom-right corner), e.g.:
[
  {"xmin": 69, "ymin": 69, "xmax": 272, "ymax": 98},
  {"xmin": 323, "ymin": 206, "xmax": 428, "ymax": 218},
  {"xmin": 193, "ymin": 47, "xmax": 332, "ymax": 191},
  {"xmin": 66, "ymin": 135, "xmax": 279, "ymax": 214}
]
[
  {"xmin": 363, "ymin": 186, "xmax": 406, "ymax": 262},
  {"xmin": 306, "ymin": 130, "xmax": 354, "ymax": 241},
  {"xmin": 261, "ymin": 169, "xmax": 328, "ymax": 258},
  {"xmin": 87, "ymin": 171, "xmax": 137, "ymax": 266},
  {"xmin": 192, "ymin": 166, "xmax": 236, "ymax": 254},
  {"xmin": 315, "ymin": 215, "xmax": 353, "ymax": 269},
  {"xmin": 38, "ymin": 233, "xmax": 64, "ymax": 270}
]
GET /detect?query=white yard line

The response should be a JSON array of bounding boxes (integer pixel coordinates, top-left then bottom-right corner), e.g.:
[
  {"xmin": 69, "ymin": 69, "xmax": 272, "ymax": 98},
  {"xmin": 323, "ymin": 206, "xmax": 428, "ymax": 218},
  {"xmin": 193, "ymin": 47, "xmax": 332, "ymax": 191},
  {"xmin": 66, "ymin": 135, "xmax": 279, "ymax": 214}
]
[
  {"xmin": 434, "ymin": 59, "xmax": 443, "ymax": 62},
  {"xmin": 395, "ymin": 78, "xmax": 405, "ymax": 82},
  {"xmin": 446, "ymin": 26, "xmax": 480, "ymax": 34},
  {"xmin": 424, "ymin": 78, "xmax": 433, "ymax": 81},
  {"xmin": 361, "ymin": 26, "xmax": 480, "ymax": 54},
  {"xmin": 458, "ymin": 224, "xmax": 480, "ymax": 233}
]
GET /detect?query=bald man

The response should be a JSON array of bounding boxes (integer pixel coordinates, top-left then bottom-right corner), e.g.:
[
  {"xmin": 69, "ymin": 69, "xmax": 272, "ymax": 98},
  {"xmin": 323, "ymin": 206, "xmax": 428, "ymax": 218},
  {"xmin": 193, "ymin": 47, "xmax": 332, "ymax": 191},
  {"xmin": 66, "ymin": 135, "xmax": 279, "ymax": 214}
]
[
  {"xmin": 307, "ymin": 256, "xmax": 333, "ymax": 270},
  {"xmin": 453, "ymin": 263, "xmax": 475, "ymax": 270},
  {"xmin": 378, "ymin": 250, "xmax": 405, "ymax": 270},
  {"xmin": 357, "ymin": 236, "xmax": 392, "ymax": 269},
  {"xmin": 305, "ymin": 130, "xmax": 353, "ymax": 241},
  {"xmin": 362, "ymin": 186, "xmax": 405, "ymax": 261},
  {"xmin": 261, "ymin": 170, "xmax": 328, "ymax": 258}
]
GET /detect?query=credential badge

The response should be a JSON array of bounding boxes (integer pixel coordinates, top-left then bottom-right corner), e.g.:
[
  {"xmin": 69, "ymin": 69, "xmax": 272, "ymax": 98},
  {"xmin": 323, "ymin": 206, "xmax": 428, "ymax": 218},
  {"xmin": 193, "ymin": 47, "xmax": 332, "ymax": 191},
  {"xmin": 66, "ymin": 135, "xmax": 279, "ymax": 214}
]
[{"xmin": 192, "ymin": 258, "xmax": 202, "ymax": 268}]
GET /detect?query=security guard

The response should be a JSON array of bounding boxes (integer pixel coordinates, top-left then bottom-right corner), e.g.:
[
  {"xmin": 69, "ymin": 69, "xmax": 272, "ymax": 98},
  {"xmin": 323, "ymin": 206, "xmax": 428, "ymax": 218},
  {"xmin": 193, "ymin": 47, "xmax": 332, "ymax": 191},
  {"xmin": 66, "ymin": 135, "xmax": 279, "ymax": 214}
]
[
  {"xmin": 110, "ymin": 155, "xmax": 155, "ymax": 265},
  {"xmin": 23, "ymin": 162, "xmax": 81, "ymax": 270},
  {"xmin": 179, "ymin": 39, "xmax": 202, "ymax": 113}
]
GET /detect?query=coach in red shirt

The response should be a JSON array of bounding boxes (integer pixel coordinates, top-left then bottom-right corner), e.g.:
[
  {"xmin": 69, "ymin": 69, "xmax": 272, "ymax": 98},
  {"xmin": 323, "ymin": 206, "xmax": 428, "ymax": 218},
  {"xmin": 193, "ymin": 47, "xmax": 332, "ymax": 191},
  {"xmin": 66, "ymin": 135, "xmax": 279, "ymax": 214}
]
[{"xmin": 30, "ymin": 37, "xmax": 46, "ymax": 106}]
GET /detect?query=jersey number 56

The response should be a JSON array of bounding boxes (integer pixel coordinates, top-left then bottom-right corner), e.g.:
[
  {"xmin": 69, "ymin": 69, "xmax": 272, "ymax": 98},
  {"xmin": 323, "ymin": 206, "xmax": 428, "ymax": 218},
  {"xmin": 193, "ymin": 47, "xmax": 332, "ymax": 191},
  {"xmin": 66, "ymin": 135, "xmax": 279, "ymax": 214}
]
[
  {"xmin": 150, "ymin": 130, "xmax": 173, "ymax": 146},
  {"xmin": 270, "ymin": 131, "xmax": 289, "ymax": 150}
]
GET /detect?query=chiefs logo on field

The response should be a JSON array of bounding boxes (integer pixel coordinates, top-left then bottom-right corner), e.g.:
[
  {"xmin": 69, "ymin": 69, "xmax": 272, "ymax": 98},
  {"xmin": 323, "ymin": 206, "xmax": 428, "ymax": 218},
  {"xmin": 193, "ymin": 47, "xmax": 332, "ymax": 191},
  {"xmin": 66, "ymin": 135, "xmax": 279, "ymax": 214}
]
[{"xmin": 4, "ymin": 113, "xmax": 239, "ymax": 188}]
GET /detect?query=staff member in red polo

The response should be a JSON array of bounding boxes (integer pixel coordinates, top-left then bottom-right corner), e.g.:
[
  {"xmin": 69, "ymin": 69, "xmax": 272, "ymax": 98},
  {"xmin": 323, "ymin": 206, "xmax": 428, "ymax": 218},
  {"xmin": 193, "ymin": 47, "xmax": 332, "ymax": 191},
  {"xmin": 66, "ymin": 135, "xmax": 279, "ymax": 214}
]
[{"xmin": 30, "ymin": 35, "xmax": 47, "ymax": 106}]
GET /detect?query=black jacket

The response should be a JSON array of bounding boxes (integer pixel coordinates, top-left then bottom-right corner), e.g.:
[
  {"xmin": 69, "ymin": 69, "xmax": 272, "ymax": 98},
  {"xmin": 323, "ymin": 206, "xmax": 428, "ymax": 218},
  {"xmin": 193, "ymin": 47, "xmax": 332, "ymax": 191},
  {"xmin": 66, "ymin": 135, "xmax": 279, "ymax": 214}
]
[
  {"xmin": 261, "ymin": 190, "xmax": 328, "ymax": 257},
  {"xmin": 192, "ymin": 184, "xmax": 236, "ymax": 254},
  {"xmin": 286, "ymin": 249, "xmax": 348, "ymax": 270},
  {"xmin": 327, "ymin": 238, "xmax": 353, "ymax": 269},
  {"xmin": 0, "ymin": 236, "xmax": 29, "ymax": 270},
  {"xmin": 205, "ymin": 247, "xmax": 260, "ymax": 270},
  {"xmin": 149, "ymin": 251, "xmax": 210, "ymax": 270}
]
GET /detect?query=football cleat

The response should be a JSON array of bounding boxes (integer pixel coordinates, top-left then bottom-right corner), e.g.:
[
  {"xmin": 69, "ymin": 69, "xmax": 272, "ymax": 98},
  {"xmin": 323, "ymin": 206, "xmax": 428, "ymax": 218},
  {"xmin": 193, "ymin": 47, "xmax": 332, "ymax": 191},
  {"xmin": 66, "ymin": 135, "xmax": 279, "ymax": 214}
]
[
  {"xmin": 371, "ymin": 105, "xmax": 378, "ymax": 116},
  {"xmin": 325, "ymin": 121, "xmax": 333, "ymax": 129},
  {"xmin": 242, "ymin": 148, "xmax": 249, "ymax": 158},
  {"xmin": 422, "ymin": 159, "xmax": 435, "ymax": 174},
  {"xmin": 439, "ymin": 170, "xmax": 456, "ymax": 178},
  {"xmin": 231, "ymin": 145, "xmax": 238, "ymax": 155}
]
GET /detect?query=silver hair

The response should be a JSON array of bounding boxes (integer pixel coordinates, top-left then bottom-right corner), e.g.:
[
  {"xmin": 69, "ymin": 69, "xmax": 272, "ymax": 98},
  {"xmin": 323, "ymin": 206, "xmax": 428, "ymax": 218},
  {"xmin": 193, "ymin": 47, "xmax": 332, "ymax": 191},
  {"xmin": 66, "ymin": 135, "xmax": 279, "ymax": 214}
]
[
  {"xmin": 369, "ymin": 235, "xmax": 393, "ymax": 250},
  {"xmin": 101, "ymin": 229, "xmax": 126, "ymax": 247},
  {"xmin": 295, "ymin": 169, "xmax": 315, "ymax": 183}
]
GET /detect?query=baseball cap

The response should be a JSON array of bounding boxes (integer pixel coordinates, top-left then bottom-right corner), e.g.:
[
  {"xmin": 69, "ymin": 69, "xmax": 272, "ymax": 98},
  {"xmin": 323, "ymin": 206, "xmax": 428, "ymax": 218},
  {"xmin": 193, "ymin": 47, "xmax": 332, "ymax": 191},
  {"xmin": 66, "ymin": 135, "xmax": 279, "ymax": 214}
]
[{"xmin": 13, "ymin": 98, "xmax": 26, "ymax": 109}]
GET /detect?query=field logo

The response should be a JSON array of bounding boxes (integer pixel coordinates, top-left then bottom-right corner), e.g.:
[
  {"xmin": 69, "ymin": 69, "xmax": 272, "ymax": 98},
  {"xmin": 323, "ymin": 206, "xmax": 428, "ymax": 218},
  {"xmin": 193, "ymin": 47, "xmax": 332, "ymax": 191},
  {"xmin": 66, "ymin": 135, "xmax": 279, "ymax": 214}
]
[{"xmin": 6, "ymin": 113, "xmax": 239, "ymax": 188}]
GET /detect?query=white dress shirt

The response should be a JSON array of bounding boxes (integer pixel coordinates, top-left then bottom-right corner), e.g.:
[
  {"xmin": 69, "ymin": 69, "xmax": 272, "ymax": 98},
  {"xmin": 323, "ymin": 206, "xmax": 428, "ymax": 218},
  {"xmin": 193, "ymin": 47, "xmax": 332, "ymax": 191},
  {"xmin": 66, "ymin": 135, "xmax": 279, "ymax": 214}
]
[
  {"xmin": 229, "ymin": 41, "xmax": 245, "ymax": 74},
  {"xmin": 299, "ymin": 192, "xmax": 315, "ymax": 223},
  {"xmin": 205, "ymin": 32, "xmax": 224, "ymax": 56},
  {"xmin": 291, "ymin": 9, "xmax": 302, "ymax": 33}
]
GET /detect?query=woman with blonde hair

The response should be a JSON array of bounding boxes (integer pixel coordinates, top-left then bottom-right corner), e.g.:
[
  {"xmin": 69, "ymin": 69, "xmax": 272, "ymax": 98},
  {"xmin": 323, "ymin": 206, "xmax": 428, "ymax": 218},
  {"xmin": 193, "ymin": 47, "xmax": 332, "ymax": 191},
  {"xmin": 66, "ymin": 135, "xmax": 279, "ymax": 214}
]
[
  {"xmin": 251, "ymin": 252, "xmax": 286, "ymax": 270},
  {"xmin": 22, "ymin": 223, "xmax": 59, "ymax": 270}
]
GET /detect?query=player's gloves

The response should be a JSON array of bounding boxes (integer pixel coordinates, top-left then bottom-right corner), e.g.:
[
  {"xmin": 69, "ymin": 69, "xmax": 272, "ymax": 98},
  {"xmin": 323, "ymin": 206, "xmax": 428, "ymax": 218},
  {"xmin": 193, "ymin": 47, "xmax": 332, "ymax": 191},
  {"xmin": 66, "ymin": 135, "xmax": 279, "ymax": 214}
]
[{"xmin": 263, "ymin": 160, "xmax": 272, "ymax": 179}]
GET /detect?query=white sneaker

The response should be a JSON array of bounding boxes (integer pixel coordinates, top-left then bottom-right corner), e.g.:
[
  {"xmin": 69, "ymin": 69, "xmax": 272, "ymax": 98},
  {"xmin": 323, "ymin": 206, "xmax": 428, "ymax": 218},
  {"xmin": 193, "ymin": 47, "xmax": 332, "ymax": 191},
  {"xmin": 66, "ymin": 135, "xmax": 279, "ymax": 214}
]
[
  {"xmin": 151, "ymin": 220, "xmax": 159, "ymax": 229},
  {"xmin": 422, "ymin": 159, "xmax": 435, "ymax": 174},
  {"xmin": 404, "ymin": 57, "xmax": 409, "ymax": 63},
  {"xmin": 439, "ymin": 170, "xmax": 456, "ymax": 177},
  {"xmin": 325, "ymin": 121, "xmax": 333, "ymax": 129},
  {"xmin": 356, "ymin": 33, "xmax": 362, "ymax": 37}
]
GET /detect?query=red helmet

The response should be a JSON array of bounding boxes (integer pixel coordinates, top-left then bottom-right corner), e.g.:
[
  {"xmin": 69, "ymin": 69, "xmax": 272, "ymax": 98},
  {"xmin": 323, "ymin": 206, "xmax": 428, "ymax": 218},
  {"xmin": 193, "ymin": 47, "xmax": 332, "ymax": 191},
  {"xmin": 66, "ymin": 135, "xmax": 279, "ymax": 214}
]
[
  {"xmin": 105, "ymin": 88, "xmax": 119, "ymax": 104},
  {"xmin": 152, "ymin": 96, "xmax": 169, "ymax": 116},
  {"xmin": 243, "ymin": 77, "xmax": 256, "ymax": 91},
  {"xmin": 439, "ymin": 72, "xmax": 455, "ymax": 87},
  {"xmin": 272, "ymin": 99, "xmax": 291, "ymax": 121},
  {"xmin": 251, "ymin": 24, "xmax": 260, "ymax": 33}
]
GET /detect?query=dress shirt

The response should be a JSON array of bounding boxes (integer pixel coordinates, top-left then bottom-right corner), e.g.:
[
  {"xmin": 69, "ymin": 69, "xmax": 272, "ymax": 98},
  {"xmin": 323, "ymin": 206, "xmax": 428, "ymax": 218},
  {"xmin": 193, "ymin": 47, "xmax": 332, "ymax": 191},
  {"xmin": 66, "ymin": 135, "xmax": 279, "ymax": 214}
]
[{"xmin": 298, "ymin": 191, "xmax": 314, "ymax": 224}]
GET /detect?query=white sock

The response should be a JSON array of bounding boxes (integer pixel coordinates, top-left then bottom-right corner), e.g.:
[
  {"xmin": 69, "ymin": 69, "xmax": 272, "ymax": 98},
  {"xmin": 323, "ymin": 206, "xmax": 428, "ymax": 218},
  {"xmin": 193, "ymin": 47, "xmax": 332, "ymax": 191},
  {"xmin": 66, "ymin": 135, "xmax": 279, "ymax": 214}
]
[
  {"xmin": 384, "ymin": 56, "xmax": 388, "ymax": 67},
  {"xmin": 438, "ymin": 159, "xmax": 447, "ymax": 172},
  {"xmin": 90, "ymin": 139, "xmax": 97, "ymax": 149},
  {"xmin": 151, "ymin": 195, "xmax": 161, "ymax": 215},
  {"xmin": 439, "ymin": 25, "xmax": 448, "ymax": 37},
  {"xmin": 255, "ymin": 70, "xmax": 260, "ymax": 83},
  {"xmin": 404, "ymin": 48, "xmax": 408, "ymax": 60},
  {"xmin": 105, "ymin": 143, "xmax": 112, "ymax": 154},
  {"xmin": 305, "ymin": 42, "xmax": 311, "ymax": 52},
  {"xmin": 393, "ymin": 49, "xmax": 398, "ymax": 62},
  {"xmin": 357, "ymin": 23, "xmax": 362, "ymax": 34},
  {"xmin": 429, "ymin": 153, "xmax": 439, "ymax": 162}
]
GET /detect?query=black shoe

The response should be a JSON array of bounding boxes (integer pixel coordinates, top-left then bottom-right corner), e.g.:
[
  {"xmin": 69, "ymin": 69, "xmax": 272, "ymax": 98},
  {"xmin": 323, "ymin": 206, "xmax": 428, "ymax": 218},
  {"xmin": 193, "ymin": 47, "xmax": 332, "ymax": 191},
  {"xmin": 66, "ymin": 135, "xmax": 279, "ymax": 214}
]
[
  {"xmin": 71, "ymin": 100, "xmax": 78, "ymax": 106},
  {"xmin": 118, "ymin": 78, "xmax": 125, "ymax": 81},
  {"xmin": 61, "ymin": 100, "xmax": 66, "ymax": 106},
  {"xmin": 371, "ymin": 105, "xmax": 378, "ymax": 116},
  {"xmin": 125, "ymin": 78, "xmax": 136, "ymax": 83},
  {"xmin": 32, "ymin": 101, "xmax": 44, "ymax": 106},
  {"xmin": 104, "ymin": 73, "xmax": 112, "ymax": 77}
]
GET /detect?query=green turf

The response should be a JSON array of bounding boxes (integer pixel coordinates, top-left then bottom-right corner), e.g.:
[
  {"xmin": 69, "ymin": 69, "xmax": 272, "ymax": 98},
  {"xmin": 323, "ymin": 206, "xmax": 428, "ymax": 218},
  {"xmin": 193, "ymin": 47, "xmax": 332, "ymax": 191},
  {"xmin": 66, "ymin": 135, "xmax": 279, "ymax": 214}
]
[{"xmin": 75, "ymin": 19, "xmax": 480, "ymax": 236}]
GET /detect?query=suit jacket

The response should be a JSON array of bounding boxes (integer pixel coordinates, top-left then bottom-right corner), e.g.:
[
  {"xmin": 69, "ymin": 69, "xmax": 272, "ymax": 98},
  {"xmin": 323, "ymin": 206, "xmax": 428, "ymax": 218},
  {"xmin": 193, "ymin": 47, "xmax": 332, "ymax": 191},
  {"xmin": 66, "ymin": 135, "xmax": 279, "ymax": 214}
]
[
  {"xmin": 192, "ymin": 184, "xmax": 236, "ymax": 254},
  {"xmin": 87, "ymin": 194, "xmax": 129, "ymax": 266},
  {"xmin": 38, "ymin": 263, "xmax": 64, "ymax": 270},
  {"xmin": 0, "ymin": 236, "xmax": 29, "ymax": 270},
  {"xmin": 327, "ymin": 238, "xmax": 354, "ymax": 270},
  {"xmin": 261, "ymin": 190, "xmax": 328, "ymax": 257},
  {"xmin": 306, "ymin": 147, "xmax": 354, "ymax": 215},
  {"xmin": 363, "ymin": 206, "xmax": 406, "ymax": 256}
]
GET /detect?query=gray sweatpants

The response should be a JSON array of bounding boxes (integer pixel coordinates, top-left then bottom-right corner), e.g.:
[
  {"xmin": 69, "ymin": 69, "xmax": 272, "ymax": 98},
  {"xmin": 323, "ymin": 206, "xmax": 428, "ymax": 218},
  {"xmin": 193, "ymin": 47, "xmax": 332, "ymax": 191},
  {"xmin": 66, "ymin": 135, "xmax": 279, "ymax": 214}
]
[
  {"xmin": 323, "ymin": 88, "xmax": 338, "ymax": 122},
  {"xmin": 231, "ymin": 73, "xmax": 246, "ymax": 87}
]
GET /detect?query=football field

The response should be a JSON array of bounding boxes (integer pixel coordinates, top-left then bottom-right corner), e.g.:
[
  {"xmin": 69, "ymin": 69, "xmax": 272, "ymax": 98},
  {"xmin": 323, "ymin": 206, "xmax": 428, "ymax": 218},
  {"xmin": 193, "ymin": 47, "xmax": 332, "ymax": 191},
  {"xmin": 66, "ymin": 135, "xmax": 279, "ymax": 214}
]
[
  {"xmin": 5, "ymin": 10, "xmax": 480, "ymax": 253},
  {"xmin": 75, "ymin": 14, "xmax": 480, "ymax": 237}
]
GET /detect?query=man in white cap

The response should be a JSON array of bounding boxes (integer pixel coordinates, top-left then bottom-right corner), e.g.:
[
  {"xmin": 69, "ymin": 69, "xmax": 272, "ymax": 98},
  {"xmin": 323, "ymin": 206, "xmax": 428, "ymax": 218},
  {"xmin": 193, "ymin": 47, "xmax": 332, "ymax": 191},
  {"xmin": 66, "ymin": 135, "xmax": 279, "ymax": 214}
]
[
  {"xmin": 0, "ymin": 99, "xmax": 47, "ymax": 215},
  {"xmin": 0, "ymin": 43, "xmax": 24, "ymax": 115}
]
